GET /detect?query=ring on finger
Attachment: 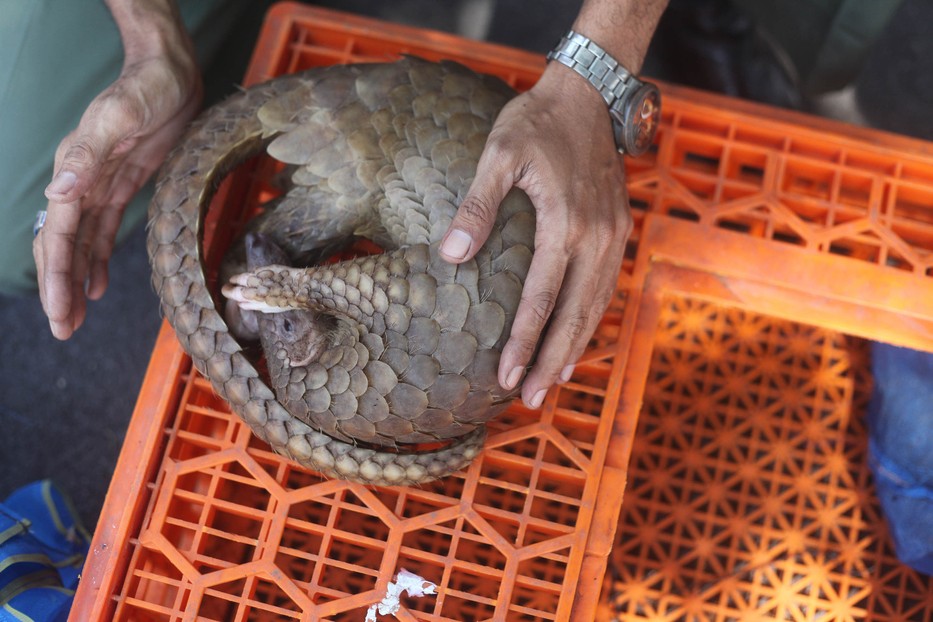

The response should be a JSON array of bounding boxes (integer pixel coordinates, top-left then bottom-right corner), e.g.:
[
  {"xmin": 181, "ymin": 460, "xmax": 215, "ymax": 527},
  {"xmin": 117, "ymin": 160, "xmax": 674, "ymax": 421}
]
[{"xmin": 33, "ymin": 210, "xmax": 48, "ymax": 237}]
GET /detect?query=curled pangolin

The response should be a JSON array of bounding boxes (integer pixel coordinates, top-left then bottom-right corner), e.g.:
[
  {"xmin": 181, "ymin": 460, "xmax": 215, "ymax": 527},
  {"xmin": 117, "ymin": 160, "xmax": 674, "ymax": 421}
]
[{"xmin": 147, "ymin": 57, "xmax": 535, "ymax": 485}]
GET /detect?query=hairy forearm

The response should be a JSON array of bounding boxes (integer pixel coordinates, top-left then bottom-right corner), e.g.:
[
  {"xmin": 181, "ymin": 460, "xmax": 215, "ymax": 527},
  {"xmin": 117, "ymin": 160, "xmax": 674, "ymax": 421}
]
[{"xmin": 571, "ymin": 0, "xmax": 669, "ymax": 72}]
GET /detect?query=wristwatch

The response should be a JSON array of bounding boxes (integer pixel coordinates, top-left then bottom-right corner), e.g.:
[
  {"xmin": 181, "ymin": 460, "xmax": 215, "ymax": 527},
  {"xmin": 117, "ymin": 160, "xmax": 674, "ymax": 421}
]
[{"xmin": 547, "ymin": 30, "xmax": 661, "ymax": 156}]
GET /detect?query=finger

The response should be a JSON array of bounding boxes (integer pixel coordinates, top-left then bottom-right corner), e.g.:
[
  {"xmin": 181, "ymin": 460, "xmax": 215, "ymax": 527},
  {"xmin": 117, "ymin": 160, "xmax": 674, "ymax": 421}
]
[
  {"xmin": 532, "ymin": 267, "xmax": 616, "ymax": 396},
  {"xmin": 69, "ymin": 208, "xmax": 101, "ymax": 329},
  {"xmin": 86, "ymin": 206, "xmax": 121, "ymax": 301},
  {"xmin": 85, "ymin": 166, "xmax": 136, "ymax": 300},
  {"xmin": 32, "ymin": 230, "xmax": 47, "ymax": 315},
  {"xmin": 497, "ymin": 243, "xmax": 569, "ymax": 403},
  {"xmin": 518, "ymin": 263, "xmax": 596, "ymax": 407},
  {"xmin": 70, "ymin": 272, "xmax": 88, "ymax": 337},
  {"xmin": 45, "ymin": 96, "xmax": 141, "ymax": 203},
  {"xmin": 559, "ymin": 268, "xmax": 619, "ymax": 380},
  {"xmin": 439, "ymin": 134, "xmax": 518, "ymax": 264},
  {"xmin": 541, "ymin": 210, "xmax": 631, "ymax": 388},
  {"xmin": 39, "ymin": 200, "xmax": 82, "ymax": 340}
]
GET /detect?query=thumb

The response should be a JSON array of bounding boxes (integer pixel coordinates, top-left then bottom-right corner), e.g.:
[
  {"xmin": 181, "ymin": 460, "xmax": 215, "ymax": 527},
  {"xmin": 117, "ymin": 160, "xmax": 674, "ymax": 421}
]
[
  {"xmin": 439, "ymin": 143, "xmax": 516, "ymax": 264},
  {"xmin": 45, "ymin": 136, "xmax": 120, "ymax": 204},
  {"xmin": 45, "ymin": 98, "xmax": 139, "ymax": 202}
]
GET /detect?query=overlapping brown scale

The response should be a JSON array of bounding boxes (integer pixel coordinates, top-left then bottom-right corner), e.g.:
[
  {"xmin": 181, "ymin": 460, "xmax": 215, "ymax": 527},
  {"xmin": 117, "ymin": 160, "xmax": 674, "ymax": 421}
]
[{"xmin": 148, "ymin": 57, "xmax": 534, "ymax": 484}]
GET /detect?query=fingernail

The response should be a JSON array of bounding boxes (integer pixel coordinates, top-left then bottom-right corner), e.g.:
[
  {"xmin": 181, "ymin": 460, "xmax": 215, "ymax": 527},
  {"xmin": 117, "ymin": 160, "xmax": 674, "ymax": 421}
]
[
  {"xmin": 505, "ymin": 366, "xmax": 523, "ymax": 389},
  {"xmin": 45, "ymin": 171, "xmax": 77, "ymax": 197},
  {"xmin": 440, "ymin": 229, "xmax": 472, "ymax": 260},
  {"xmin": 50, "ymin": 320, "xmax": 70, "ymax": 341},
  {"xmin": 559, "ymin": 364, "xmax": 575, "ymax": 383},
  {"xmin": 530, "ymin": 389, "xmax": 547, "ymax": 409}
]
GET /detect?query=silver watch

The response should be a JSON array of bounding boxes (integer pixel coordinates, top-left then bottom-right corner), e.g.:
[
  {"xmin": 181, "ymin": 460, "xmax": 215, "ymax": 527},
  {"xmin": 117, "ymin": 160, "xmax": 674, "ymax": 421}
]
[{"xmin": 547, "ymin": 30, "xmax": 660, "ymax": 156}]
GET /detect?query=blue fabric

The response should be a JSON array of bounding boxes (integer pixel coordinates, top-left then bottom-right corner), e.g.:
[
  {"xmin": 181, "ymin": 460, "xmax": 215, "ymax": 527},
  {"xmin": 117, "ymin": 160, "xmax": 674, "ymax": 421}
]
[
  {"xmin": 0, "ymin": 481, "xmax": 90, "ymax": 622},
  {"xmin": 868, "ymin": 342, "xmax": 933, "ymax": 576}
]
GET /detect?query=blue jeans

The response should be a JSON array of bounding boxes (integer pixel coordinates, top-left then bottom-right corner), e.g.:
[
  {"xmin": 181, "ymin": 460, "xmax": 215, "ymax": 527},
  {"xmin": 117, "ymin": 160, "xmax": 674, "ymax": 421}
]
[{"xmin": 869, "ymin": 342, "xmax": 933, "ymax": 575}]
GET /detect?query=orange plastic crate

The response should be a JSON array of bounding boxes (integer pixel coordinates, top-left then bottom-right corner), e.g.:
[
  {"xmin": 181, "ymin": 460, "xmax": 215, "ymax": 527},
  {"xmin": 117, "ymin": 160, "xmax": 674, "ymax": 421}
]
[
  {"xmin": 72, "ymin": 3, "xmax": 933, "ymax": 621},
  {"xmin": 604, "ymin": 297, "xmax": 933, "ymax": 621}
]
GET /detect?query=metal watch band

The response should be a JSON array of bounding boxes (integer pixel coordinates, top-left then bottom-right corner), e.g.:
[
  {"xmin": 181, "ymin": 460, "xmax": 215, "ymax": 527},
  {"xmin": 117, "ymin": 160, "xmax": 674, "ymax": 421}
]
[{"xmin": 546, "ymin": 30, "xmax": 638, "ymax": 110}]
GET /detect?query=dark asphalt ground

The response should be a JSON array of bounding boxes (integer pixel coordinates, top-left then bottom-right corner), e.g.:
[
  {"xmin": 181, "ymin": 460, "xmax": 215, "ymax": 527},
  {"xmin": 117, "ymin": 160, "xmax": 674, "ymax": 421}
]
[{"xmin": 1, "ymin": 0, "xmax": 930, "ymax": 529}]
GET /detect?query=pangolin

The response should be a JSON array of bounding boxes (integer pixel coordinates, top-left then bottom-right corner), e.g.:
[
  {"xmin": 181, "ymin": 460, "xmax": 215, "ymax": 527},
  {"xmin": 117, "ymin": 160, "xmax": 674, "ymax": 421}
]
[{"xmin": 147, "ymin": 57, "xmax": 535, "ymax": 485}]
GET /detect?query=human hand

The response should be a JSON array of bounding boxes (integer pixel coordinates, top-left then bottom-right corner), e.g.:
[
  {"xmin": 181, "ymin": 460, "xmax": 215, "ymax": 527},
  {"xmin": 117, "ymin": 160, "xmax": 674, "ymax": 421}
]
[
  {"xmin": 438, "ymin": 63, "xmax": 632, "ymax": 409},
  {"xmin": 33, "ymin": 7, "xmax": 200, "ymax": 340}
]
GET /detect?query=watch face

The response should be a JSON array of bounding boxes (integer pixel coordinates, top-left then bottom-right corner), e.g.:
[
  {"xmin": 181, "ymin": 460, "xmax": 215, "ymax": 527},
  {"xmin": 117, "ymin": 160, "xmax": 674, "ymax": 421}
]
[{"xmin": 621, "ymin": 83, "xmax": 661, "ymax": 156}]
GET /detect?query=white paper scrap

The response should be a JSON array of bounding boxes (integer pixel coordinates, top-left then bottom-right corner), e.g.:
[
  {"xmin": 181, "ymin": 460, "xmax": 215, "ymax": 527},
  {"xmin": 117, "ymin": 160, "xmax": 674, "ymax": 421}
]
[{"xmin": 365, "ymin": 569, "xmax": 438, "ymax": 621}]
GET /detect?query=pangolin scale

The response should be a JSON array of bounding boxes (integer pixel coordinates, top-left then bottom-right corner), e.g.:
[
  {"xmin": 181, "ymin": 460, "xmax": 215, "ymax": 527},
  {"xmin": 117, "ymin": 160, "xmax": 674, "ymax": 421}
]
[{"xmin": 147, "ymin": 58, "xmax": 535, "ymax": 485}]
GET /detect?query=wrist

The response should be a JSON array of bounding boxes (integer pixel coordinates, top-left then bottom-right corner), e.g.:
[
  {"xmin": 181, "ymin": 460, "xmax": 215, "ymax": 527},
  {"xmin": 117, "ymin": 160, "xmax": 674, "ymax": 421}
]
[
  {"xmin": 545, "ymin": 26, "xmax": 662, "ymax": 155},
  {"xmin": 105, "ymin": 0, "xmax": 197, "ymax": 71},
  {"xmin": 537, "ymin": 61, "xmax": 608, "ymax": 114}
]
